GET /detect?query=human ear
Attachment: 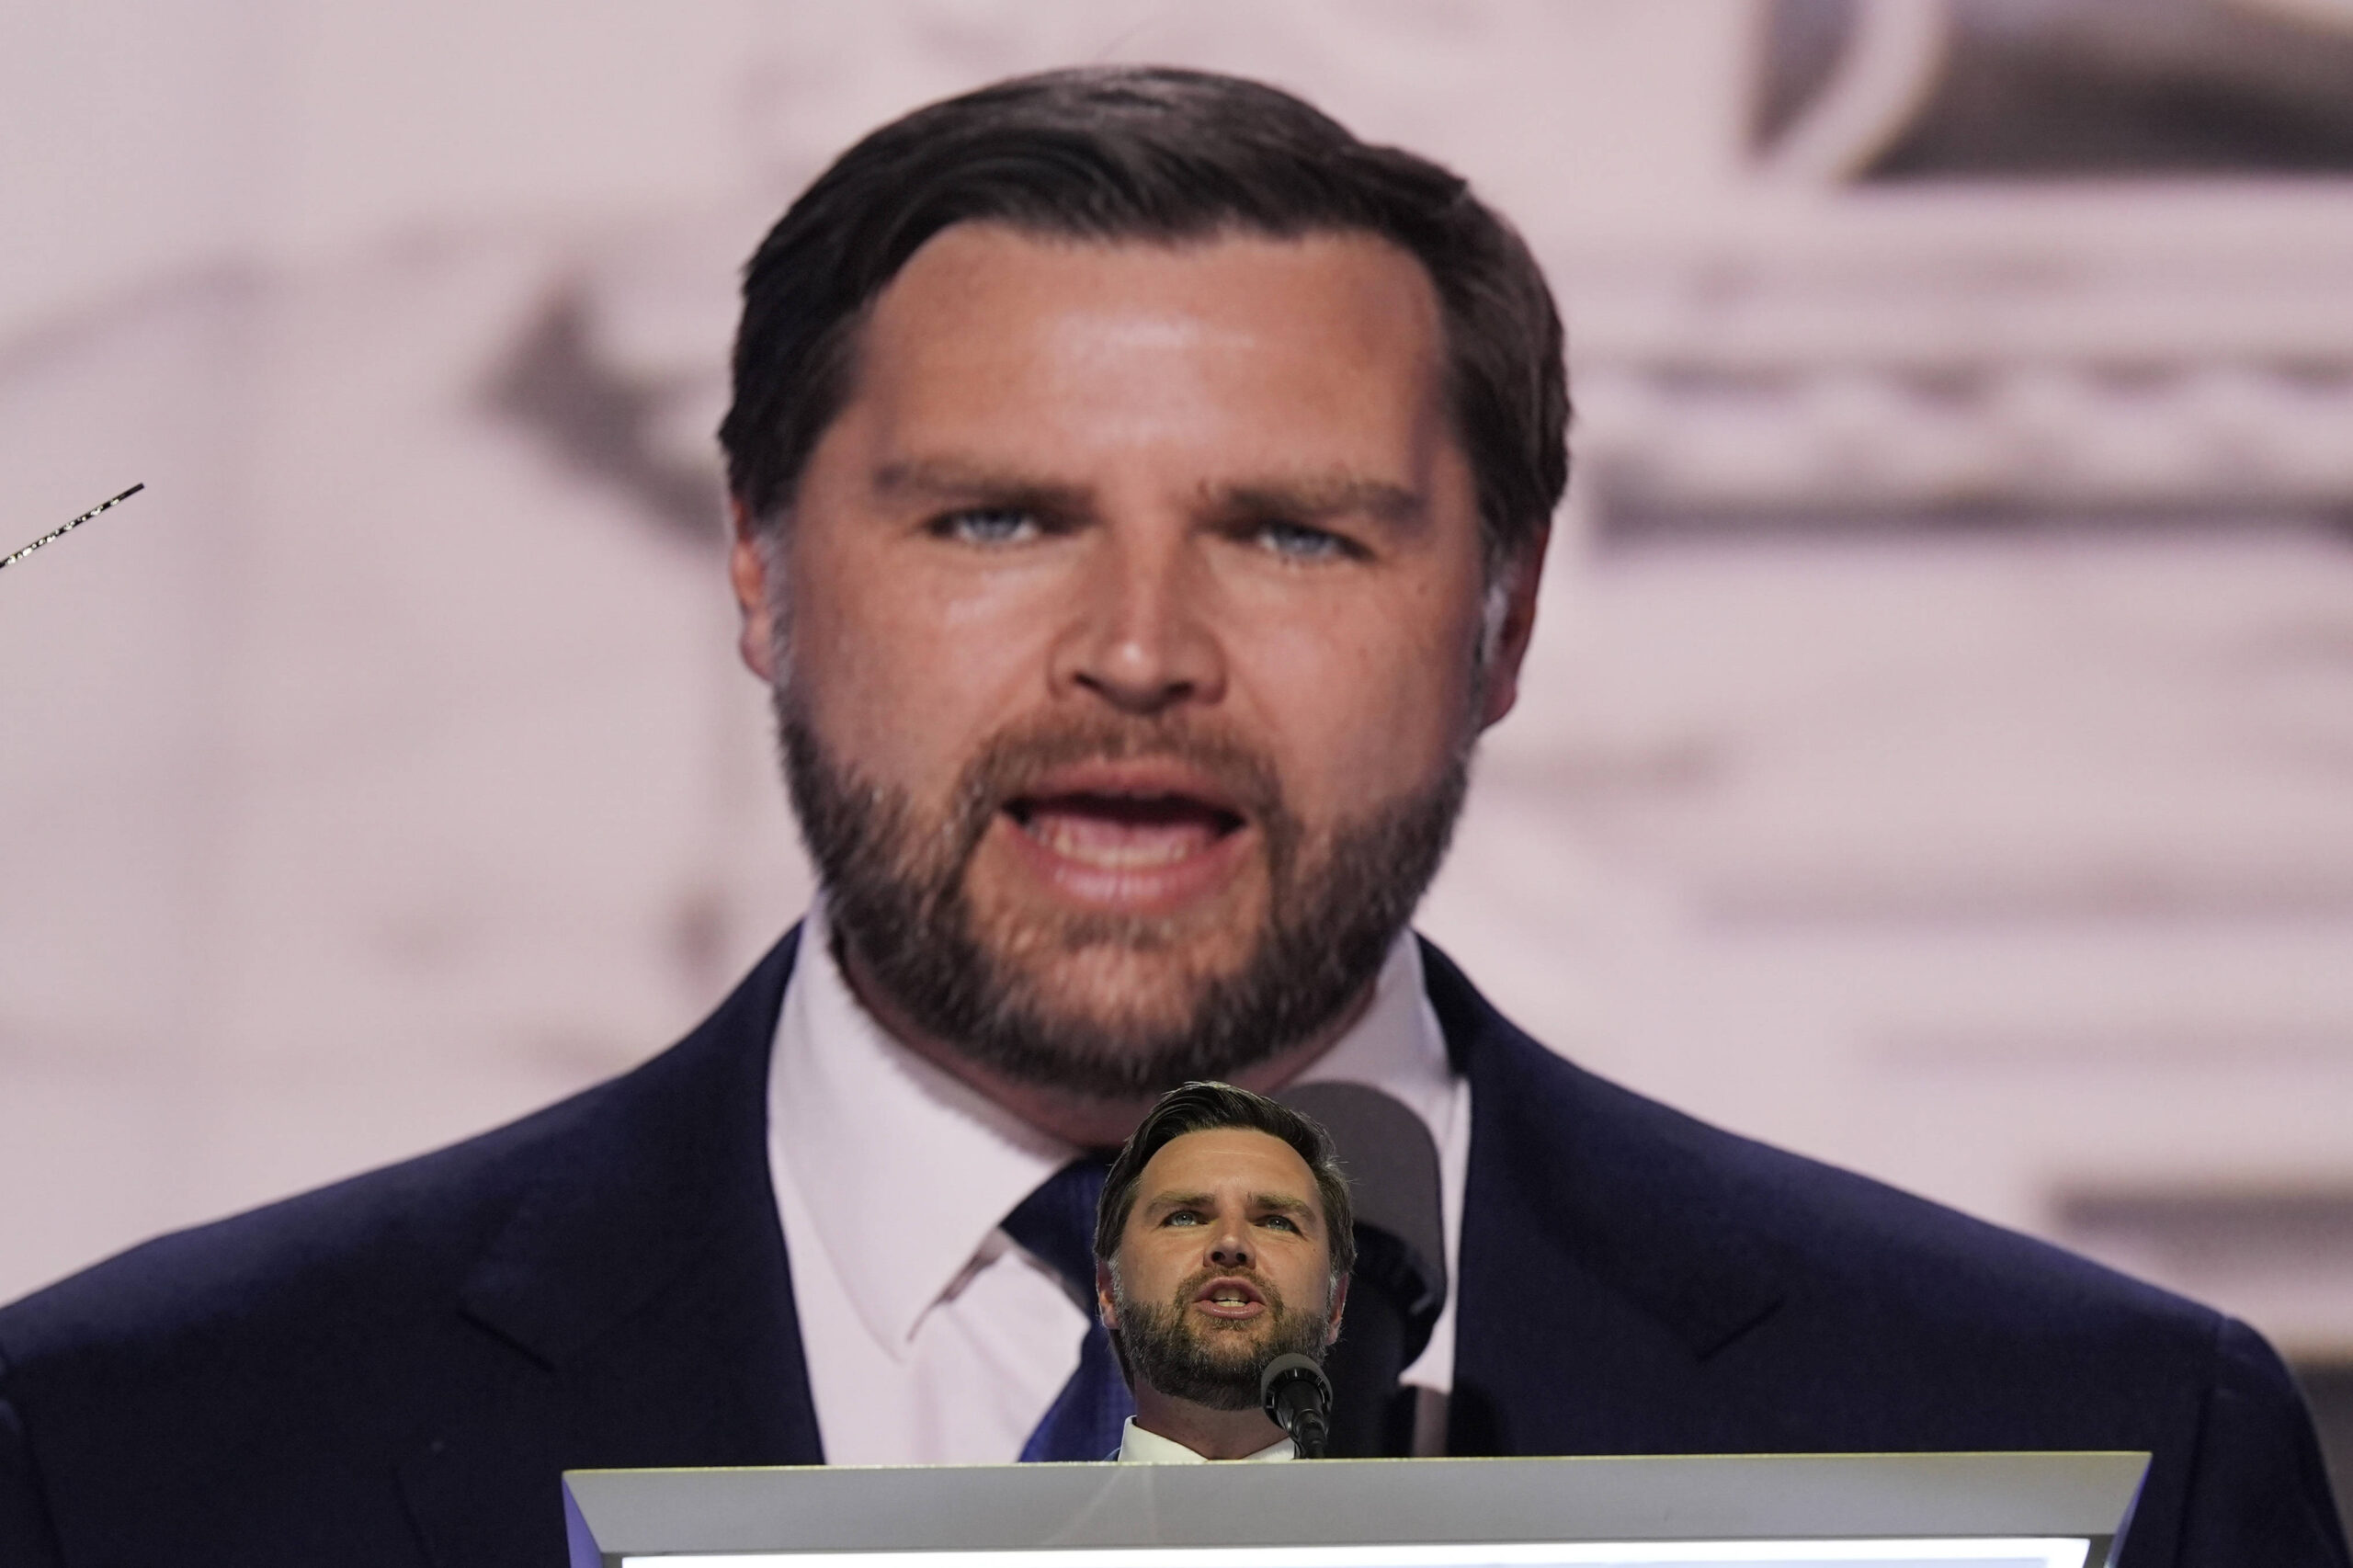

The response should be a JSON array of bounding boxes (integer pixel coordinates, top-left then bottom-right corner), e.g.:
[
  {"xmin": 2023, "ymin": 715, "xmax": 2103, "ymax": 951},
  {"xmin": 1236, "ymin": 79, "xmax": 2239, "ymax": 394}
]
[
  {"xmin": 728, "ymin": 494, "xmax": 782, "ymax": 682},
  {"xmin": 1095, "ymin": 1259, "xmax": 1120, "ymax": 1330},
  {"xmin": 1477, "ymin": 525, "xmax": 1552, "ymax": 730},
  {"xmin": 1324, "ymin": 1272, "xmax": 1349, "ymax": 1344}
]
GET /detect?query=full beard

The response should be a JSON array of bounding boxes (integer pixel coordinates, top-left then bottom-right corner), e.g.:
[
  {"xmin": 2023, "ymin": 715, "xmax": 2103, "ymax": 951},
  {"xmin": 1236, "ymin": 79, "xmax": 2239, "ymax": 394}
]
[
  {"xmin": 1112, "ymin": 1266, "xmax": 1333, "ymax": 1412},
  {"xmin": 772, "ymin": 688, "xmax": 1471, "ymax": 1099}
]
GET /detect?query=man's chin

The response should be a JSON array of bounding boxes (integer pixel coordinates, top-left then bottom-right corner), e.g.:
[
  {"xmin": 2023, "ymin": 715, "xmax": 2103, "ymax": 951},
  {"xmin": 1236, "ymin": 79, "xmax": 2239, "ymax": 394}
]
[
  {"xmin": 1190, "ymin": 1321, "xmax": 1272, "ymax": 1350},
  {"xmin": 990, "ymin": 971, "xmax": 1233, "ymax": 1059},
  {"xmin": 968, "ymin": 928, "xmax": 1266, "ymax": 1062},
  {"xmin": 965, "ymin": 863, "xmax": 1267, "ymax": 974}
]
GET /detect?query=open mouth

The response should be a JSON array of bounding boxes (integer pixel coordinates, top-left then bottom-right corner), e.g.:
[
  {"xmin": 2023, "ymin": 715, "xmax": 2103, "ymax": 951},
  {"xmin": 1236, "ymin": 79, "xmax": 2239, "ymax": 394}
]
[
  {"xmin": 992, "ymin": 758, "xmax": 1257, "ymax": 913},
  {"xmin": 1006, "ymin": 791, "xmax": 1246, "ymax": 870},
  {"xmin": 1190, "ymin": 1274, "xmax": 1269, "ymax": 1321}
]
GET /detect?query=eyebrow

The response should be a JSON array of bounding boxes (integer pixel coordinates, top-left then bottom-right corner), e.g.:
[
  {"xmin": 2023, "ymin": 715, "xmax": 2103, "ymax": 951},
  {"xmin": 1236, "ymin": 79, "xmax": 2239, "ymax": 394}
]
[
  {"xmin": 872, "ymin": 458, "xmax": 1089, "ymax": 513},
  {"xmin": 1145, "ymin": 1190, "xmax": 1318, "ymax": 1220},
  {"xmin": 872, "ymin": 458, "xmax": 1427, "ymax": 530},
  {"xmin": 1215, "ymin": 476, "xmax": 1427, "ymax": 529}
]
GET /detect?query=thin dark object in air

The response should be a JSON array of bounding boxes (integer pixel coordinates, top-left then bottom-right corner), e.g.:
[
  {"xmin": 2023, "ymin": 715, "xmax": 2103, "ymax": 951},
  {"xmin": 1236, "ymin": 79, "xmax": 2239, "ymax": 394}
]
[{"xmin": 0, "ymin": 483, "xmax": 145, "ymax": 574}]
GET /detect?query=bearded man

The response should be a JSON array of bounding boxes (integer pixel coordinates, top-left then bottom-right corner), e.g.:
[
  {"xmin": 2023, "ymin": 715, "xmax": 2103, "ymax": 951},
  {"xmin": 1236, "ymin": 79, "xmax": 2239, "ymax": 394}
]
[
  {"xmin": 1091, "ymin": 1083, "xmax": 1353, "ymax": 1463},
  {"xmin": 0, "ymin": 64, "xmax": 2345, "ymax": 1568}
]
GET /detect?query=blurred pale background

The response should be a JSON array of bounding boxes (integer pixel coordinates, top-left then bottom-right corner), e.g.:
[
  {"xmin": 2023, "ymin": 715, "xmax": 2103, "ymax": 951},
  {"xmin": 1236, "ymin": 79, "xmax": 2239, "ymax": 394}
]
[{"xmin": 5, "ymin": 0, "xmax": 2352, "ymax": 1495}]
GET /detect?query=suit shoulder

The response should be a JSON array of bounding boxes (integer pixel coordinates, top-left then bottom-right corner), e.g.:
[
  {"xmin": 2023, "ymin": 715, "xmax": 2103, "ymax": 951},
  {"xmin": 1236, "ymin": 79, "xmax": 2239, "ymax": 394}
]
[
  {"xmin": 1429, "ymin": 946, "xmax": 2223, "ymax": 1359},
  {"xmin": 0, "ymin": 1068, "xmax": 615, "ymax": 1368},
  {"xmin": 0, "ymin": 932, "xmax": 795, "ymax": 1373}
]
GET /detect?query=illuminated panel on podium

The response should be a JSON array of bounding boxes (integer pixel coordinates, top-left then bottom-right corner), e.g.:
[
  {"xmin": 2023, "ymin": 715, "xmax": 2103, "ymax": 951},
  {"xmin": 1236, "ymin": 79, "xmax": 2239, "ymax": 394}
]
[
  {"xmin": 563, "ymin": 1455, "xmax": 2147, "ymax": 1568},
  {"xmin": 638, "ymin": 1544, "xmax": 2093, "ymax": 1568}
]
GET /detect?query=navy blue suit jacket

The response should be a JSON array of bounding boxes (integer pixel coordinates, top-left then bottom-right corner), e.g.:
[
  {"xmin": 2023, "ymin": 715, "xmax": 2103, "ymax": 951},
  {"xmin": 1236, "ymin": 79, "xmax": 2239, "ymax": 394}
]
[{"xmin": 2, "ymin": 931, "xmax": 2344, "ymax": 1566}]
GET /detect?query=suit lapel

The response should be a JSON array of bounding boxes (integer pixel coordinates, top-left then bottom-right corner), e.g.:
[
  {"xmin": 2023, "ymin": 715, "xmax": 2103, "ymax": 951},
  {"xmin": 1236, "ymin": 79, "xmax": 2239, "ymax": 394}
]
[
  {"xmin": 1423, "ymin": 938, "xmax": 1788, "ymax": 1456},
  {"xmin": 401, "ymin": 929, "xmax": 824, "ymax": 1566}
]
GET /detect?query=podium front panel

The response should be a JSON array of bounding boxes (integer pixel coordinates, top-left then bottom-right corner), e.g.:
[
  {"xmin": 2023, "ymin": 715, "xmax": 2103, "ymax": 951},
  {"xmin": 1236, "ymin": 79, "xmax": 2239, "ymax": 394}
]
[{"xmin": 564, "ymin": 1452, "xmax": 2147, "ymax": 1568}]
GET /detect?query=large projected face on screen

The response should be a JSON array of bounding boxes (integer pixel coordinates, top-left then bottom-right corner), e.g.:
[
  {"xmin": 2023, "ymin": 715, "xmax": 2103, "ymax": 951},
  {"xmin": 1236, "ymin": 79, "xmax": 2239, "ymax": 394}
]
[{"xmin": 734, "ymin": 226, "xmax": 1508, "ymax": 1106}]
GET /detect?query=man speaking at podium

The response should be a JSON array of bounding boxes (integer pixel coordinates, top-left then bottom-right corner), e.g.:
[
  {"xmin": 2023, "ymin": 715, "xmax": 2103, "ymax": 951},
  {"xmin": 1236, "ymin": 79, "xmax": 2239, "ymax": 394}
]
[
  {"xmin": 1, "ymin": 65, "xmax": 2344, "ymax": 1568},
  {"xmin": 1095, "ymin": 1083, "xmax": 1352, "ymax": 1465}
]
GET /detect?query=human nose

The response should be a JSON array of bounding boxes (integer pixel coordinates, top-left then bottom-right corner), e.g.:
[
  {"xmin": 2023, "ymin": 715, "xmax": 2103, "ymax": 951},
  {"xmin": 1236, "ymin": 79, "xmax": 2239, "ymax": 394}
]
[
  {"xmin": 1205, "ymin": 1218, "xmax": 1254, "ymax": 1271},
  {"xmin": 1050, "ymin": 522, "xmax": 1225, "ymax": 716}
]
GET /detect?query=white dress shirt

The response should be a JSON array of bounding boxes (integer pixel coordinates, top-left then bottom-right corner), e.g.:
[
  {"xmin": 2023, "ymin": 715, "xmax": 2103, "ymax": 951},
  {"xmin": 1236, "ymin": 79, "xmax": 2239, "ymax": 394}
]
[
  {"xmin": 765, "ymin": 895, "xmax": 1469, "ymax": 1465},
  {"xmin": 1114, "ymin": 1418, "xmax": 1297, "ymax": 1463}
]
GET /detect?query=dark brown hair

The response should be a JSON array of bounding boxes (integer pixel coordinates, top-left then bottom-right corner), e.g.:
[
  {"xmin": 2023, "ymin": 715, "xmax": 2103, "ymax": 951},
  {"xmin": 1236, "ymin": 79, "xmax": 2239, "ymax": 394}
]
[
  {"xmin": 1093, "ymin": 1080, "xmax": 1356, "ymax": 1278},
  {"xmin": 719, "ymin": 65, "xmax": 1568, "ymax": 573}
]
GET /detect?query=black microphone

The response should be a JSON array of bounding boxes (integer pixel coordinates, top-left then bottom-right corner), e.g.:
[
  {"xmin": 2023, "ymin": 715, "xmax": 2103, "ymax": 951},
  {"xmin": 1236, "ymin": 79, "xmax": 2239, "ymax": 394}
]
[{"xmin": 1258, "ymin": 1352, "xmax": 1334, "ymax": 1459}]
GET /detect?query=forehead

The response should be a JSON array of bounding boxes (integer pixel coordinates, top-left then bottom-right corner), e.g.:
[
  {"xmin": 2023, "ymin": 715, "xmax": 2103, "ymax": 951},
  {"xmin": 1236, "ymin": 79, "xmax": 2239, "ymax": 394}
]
[
  {"xmin": 1135, "ymin": 1126, "xmax": 1322, "ymax": 1203},
  {"xmin": 847, "ymin": 222, "xmax": 1449, "ymax": 444},
  {"xmin": 876, "ymin": 220, "xmax": 1441, "ymax": 324}
]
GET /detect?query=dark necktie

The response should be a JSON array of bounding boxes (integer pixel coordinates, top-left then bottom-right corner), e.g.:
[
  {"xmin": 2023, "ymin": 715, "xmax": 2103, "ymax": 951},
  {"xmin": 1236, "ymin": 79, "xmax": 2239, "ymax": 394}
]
[{"xmin": 999, "ymin": 1158, "xmax": 1134, "ymax": 1461}]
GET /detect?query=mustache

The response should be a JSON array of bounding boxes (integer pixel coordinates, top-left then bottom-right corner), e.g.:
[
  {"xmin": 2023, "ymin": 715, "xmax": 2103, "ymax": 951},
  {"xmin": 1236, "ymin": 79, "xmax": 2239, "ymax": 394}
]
[{"xmin": 962, "ymin": 716, "xmax": 1279, "ymax": 804}]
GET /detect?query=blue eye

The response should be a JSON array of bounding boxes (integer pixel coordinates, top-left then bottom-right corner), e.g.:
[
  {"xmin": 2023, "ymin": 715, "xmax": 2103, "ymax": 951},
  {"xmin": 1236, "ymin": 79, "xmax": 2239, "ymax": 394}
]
[
  {"xmin": 1254, "ymin": 520, "xmax": 1349, "ymax": 561},
  {"xmin": 1164, "ymin": 1210, "xmax": 1202, "ymax": 1226},
  {"xmin": 1261, "ymin": 1214, "xmax": 1299, "ymax": 1233},
  {"xmin": 936, "ymin": 507, "xmax": 1039, "ymax": 546}
]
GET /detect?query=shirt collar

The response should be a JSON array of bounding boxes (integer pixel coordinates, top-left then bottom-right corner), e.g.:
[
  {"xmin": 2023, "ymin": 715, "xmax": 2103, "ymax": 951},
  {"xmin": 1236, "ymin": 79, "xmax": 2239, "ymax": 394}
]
[
  {"xmin": 1287, "ymin": 932, "xmax": 1452, "ymax": 1131},
  {"xmin": 1115, "ymin": 1416, "xmax": 1296, "ymax": 1463},
  {"xmin": 768, "ymin": 896, "xmax": 1079, "ymax": 1358}
]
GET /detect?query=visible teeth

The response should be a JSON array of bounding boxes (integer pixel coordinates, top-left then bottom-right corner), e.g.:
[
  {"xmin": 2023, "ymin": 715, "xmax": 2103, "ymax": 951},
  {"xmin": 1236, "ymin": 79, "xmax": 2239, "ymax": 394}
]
[{"xmin": 1028, "ymin": 812, "xmax": 1211, "ymax": 868}]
